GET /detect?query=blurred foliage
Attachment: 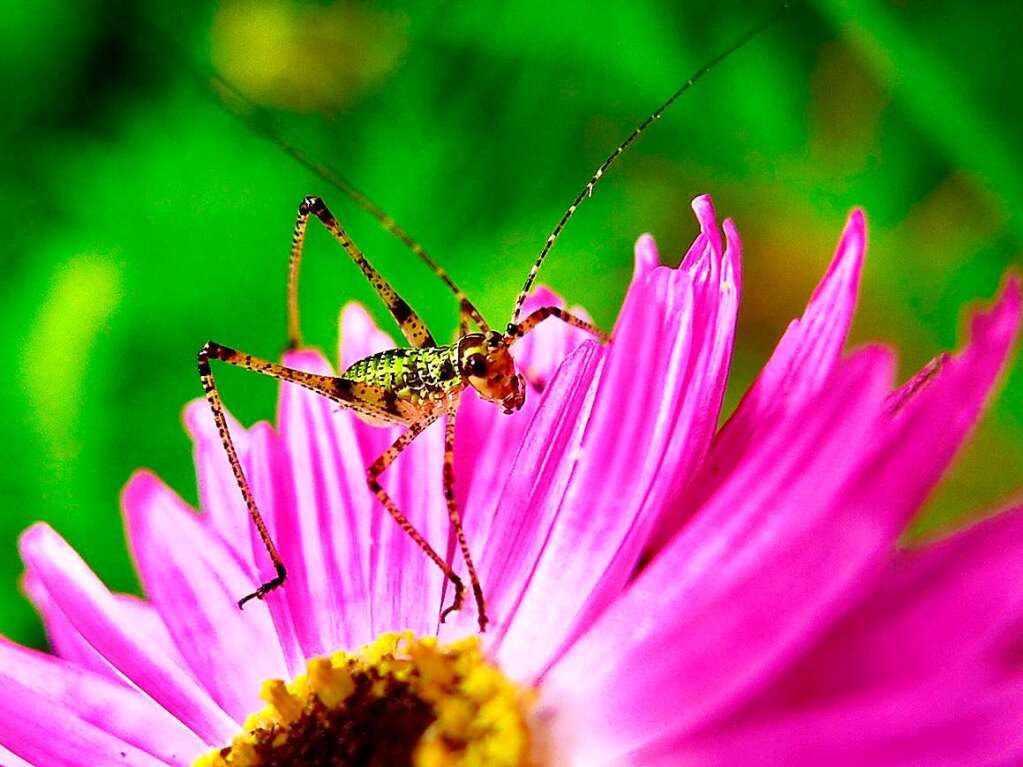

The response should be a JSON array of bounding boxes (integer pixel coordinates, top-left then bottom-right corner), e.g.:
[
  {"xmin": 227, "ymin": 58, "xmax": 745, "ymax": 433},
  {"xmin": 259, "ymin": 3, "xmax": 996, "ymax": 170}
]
[{"xmin": 0, "ymin": 0, "xmax": 1020, "ymax": 649}]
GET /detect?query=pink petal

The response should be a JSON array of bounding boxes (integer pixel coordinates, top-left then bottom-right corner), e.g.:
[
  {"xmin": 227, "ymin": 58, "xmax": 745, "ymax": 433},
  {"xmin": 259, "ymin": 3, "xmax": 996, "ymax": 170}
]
[
  {"xmin": 23, "ymin": 574, "xmax": 187, "ymax": 683},
  {"xmin": 753, "ymin": 207, "xmax": 865, "ymax": 402},
  {"xmin": 512, "ymin": 285, "xmax": 595, "ymax": 393},
  {"xmin": 338, "ymin": 302, "xmax": 394, "ymax": 370},
  {"xmin": 546, "ymin": 347, "xmax": 894, "ymax": 761},
  {"xmin": 885, "ymin": 351, "xmax": 949, "ymax": 415},
  {"xmin": 115, "ymin": 594, "xmax": 190, "ymax": 668},
  {"xmin": 449, "ymin": 384, "xmax": 549, "ymax": 620},
  {"xmin": 441, "ymin": 341, "xmax": 604, "ymax": 640},
  {"xmin": 652, "ymin": 674, "xmax": 1023, "ymax": 767},
  {"xmin": 18, "ymin": 524, "xmax": 237, "ymax": 745},
  {"xmin": 494, "ymin": 264, "xmax": 693, "ymax": 673},
  {"xmin": 184, "ymin": 397, "xmax": 306, "ymax": 673},
  {"xmin": 0, "ymin": 744, "xmax": 35, "ymax": 767},
  {"xmin": 0, "ymin": 691, "xmax": 172, "ymax": 767},
  {"xmin": 368, "ymin": 415, "xmax": 450, "ymax": 637},
  {"xmin": 633, "ymin": 233, "xmax": 660, "ymax": 276},
  {"xmin": 648, "ymin": 211, "xmax": 743, "ymax": 549},
  {"xmin": 455, "ymin": 285, "xmax": 598, "ymax": 549},
  {"xmin": 23, "ymin": 572, "xmax": 116, "ymax": 679},
  {"xmin": 123, "ymin": 471, "xmax": 288, "ymax": 723},
  {"xmin": 242, "ymin": 421, "xmax": 305, "ymax": 677},
  {"xmin": 340, "ymin": 304, "xmax": 485, "ymax": 637},
  {"xmin": 546, "ymin": 278, "xmax": 1020, "ymax": 761},
  {"xmin": 183, "ymin": 399, "xmax": 253, "ymax": 568},
  {"xmin": 494, "ymin": 197, "xmax": 740, "ymax": 680},
  {"xmin": 678, "ymin": 208, "xmax": 865, "ymax": 519},
  {"xmin": 451, "ymin": 387, "xmax": 519, "ymax": 546},
  {"xmin": 273, "ymin": 350, "xmax": 375, "ymax": 655},
  {"xmin": 337, "ymin": 306, "xmax": 460, "ymax": 636},
  {"xmin": 335, "ymin": 286, "xmax": 605, "ymax": 637},
  {"xmin": 0, "ymin": 637, "xmax": 202, "ymax": 764},
  {"xmin": 881, "ymin": 273, "xmax": 1021, "ymax": 457},
  {"xmin": 752, "ymin": 504, "xmax": 1023, "ymax": 712}
]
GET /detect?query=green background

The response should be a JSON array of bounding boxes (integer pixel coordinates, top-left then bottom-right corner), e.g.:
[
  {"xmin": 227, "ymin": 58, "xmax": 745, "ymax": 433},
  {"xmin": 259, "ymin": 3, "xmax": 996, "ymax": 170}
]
[{"xmin": 0, "ymin": 0, "xmax": 1020, "ymax": 649}]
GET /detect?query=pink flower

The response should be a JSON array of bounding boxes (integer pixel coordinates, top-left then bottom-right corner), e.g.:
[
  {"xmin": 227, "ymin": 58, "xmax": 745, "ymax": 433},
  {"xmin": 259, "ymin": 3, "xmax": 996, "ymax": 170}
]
[{"xmin": 3, "ymin": 195, "xmax": 1021, "ymax": 766}]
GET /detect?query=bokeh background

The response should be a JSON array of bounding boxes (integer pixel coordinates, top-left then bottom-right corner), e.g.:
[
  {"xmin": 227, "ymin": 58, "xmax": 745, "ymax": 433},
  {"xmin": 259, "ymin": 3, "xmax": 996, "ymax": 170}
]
[{"xmin": 1, "ymin": 0, "xmax": 1020, "ymax": 649}]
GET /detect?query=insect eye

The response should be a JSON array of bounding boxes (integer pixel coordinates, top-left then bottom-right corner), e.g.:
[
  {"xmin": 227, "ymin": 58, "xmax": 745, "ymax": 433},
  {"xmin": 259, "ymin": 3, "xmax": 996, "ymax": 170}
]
[{"xmin": 464, "ymin": 354, "xmax": 487, "ymax": 377}]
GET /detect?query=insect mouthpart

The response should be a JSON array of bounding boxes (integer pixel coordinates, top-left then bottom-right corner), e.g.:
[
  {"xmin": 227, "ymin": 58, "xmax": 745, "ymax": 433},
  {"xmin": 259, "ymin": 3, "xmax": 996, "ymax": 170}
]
[{"xmin": 502, "ymin": 373, "xmax": 527, "ymax": 414}]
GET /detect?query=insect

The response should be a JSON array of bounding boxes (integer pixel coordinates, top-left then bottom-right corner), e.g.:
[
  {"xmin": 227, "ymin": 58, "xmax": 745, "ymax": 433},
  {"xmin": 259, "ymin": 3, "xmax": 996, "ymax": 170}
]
[{"xmin": 196, "ymin": 6, "xmax": 789, "ymax": 632}]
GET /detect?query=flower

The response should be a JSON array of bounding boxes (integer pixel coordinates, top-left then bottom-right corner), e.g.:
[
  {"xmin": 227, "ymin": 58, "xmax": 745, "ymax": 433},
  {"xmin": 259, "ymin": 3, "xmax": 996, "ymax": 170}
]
[{"xmin": 2, "ymin": 195, "xmax": 1021, "ymax": 766}]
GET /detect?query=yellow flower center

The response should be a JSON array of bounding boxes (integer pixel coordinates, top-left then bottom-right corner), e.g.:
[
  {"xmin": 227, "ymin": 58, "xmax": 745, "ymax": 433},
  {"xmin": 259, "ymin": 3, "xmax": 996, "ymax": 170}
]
[{"xmin": 193, "ymin": 632, "xmax": 538, "ymax": 767}]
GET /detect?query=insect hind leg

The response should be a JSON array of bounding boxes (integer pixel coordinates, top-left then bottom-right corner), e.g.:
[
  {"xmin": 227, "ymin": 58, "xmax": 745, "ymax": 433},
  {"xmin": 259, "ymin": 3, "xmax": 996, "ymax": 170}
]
[
  {"xmin": 287, "ymin": 195, "xmax": 438, "ymax": 350},
  {"xmin": 197, "ymin": 341, "xmax": 288, "ymax": 607},
  {"xmin": 196, "ymin": 340, "xmax": 397, "ymax": 605}
]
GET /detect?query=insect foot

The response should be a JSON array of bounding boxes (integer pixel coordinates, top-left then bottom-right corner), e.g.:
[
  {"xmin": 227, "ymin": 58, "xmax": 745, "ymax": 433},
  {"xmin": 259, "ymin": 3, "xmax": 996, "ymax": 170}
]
[
  {"xmin": 237, "ymin": 563, "xmax": 288, "ymax": 609},
  {"xmin": 439, "ymin": 574, "xmax": 466, "ymax": 625}
]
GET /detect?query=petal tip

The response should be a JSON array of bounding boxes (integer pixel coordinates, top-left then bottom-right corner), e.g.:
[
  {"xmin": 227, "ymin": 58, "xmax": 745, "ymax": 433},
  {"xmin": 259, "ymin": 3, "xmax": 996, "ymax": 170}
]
[
  {"xmin": 980, "ymin": 272, "xmax": 1023, "ymax": 347},
  {"xmin": 340, "ymin": 301, "xmax": 373, "ymax": 325},
  {"xmin": 121, "ymin": 469, "xmax": 162, "ymax": 515},
  {"xmin": 282, "ymin": 348, "xmax": 333, "ymax": 374},
  {"xmin": 690, "ymin": 194, "xmax": 715, "ymax": 217},
  {"xmin": 18, "ymin": 522, "xmax": 60, "ymax": 562},
  {"xmin": 1000, "ymin": 271, "xmax": 1022, "ymax": 310},
  {"xmin": 633, "ymin": 233, "xmax": 660, "ymax": 276},
  {"xmin": 249, "ymin": 420, "xmax": 276, "ymax": 440},
  {"xmin": 722, "ymin": 218, "xmax": 743, "ymax": 282},
  {"xmin": 690, "ymin": 195, "xmax": 722, "ymax": 254},
  {"xmin": 182, "ymin": 398, "xmax": 211, "ymax": 436},
  {"xmin": 521, "ymin": 284, "xmax": 567, "ymax": 316},
  {"xmin": 838, "ymin": 209, "xmax": 867, "ymax": 263},
  {"xmin": 806, "ymin": 209, "xmax": 867, "ymax": 312},
  {"xmin": 848, "ymin": 206, "xmax": 867, "ymax": 230}
]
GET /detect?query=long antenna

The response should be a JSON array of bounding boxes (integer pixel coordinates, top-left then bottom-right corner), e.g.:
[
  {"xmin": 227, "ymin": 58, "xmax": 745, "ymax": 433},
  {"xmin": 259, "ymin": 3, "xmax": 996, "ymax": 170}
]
[
  {"xmin": 152, "ymin": 25, "xmax": 493, "ymax": 333},
  {"xmin": 509, "ymin": 2, "xmax": 793, "ymax": 326}
]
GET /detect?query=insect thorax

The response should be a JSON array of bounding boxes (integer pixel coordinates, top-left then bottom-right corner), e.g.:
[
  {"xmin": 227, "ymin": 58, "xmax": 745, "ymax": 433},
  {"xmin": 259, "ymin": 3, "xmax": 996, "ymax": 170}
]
[{"xmin": 342, "ymin": 345, "xmax": 463, "ymax": 399}]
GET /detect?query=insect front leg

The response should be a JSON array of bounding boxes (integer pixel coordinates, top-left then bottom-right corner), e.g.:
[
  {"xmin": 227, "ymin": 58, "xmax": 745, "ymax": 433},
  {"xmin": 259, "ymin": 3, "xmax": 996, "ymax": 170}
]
[
  {"xmin": 444, "ymin": 396, "xmax": 488, "ymax": 631},
  {"xmin": 367, "ymin": 413, "xmax": 470, "ymax": 626},
  {"xmin": 508, "ymin": 305, "xmax": 610, "ymax": 343}
]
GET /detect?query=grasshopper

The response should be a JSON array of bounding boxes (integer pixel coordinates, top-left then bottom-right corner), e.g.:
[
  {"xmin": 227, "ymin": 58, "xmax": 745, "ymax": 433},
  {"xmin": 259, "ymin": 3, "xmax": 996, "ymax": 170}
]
[{"xmin": 197, "ymin": 8, "xmax": 787, "ymax": 632}]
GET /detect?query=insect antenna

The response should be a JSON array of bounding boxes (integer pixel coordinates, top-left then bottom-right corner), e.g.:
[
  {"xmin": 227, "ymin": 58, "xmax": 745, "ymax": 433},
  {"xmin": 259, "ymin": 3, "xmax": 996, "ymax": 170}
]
[
  {"xmin": 154, "ymin": 25, "xmax": 492, "ymax": 335},
  {"xmin": 508, "ymin": 1, "xmax": 794, "ymax": 329}
]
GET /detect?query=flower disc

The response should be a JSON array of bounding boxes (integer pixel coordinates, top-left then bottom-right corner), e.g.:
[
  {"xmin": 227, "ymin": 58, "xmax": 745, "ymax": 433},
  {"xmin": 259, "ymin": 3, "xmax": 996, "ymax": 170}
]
[{"xmin": 194, "ymin": 633, "xmax": 536, "ymax": 767}]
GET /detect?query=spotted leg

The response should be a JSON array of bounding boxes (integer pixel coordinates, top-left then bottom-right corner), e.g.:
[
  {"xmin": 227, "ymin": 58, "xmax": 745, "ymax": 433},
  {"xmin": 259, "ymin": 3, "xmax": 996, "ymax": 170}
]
[
  {"xmin": 287, "ymin": 195, "xmax": 437, "ymax": 350},
  {"xmin": 198, "ymin": 342, "xmax": 290, "ymax": 607},
  {"xmin": 507, "ymin": 305, "xmax": 610, "ymax": 344},
  {"xmin": 198, "ymin": 340, "xmax": 407, "ymax": 606},
  {"xmin": 457, "ymin": 299, "xmax": 479, "ymax": 340},
  {"xmin": 367, "ymin": 413, "xmax": 469, "ymax": 625}
]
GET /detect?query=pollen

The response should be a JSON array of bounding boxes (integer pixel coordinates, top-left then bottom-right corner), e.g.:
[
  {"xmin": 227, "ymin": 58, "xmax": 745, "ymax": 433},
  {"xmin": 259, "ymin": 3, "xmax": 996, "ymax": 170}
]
[{"xmin": 193, "ymin": 632, "xmax": 538, "ymax": 767}]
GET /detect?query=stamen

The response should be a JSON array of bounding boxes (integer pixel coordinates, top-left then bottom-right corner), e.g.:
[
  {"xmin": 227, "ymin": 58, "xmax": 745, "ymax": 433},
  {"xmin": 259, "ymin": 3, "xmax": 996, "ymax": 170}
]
[{"xmin": 194, "ymin": 633, "xmax": 537, "ymax": 767}]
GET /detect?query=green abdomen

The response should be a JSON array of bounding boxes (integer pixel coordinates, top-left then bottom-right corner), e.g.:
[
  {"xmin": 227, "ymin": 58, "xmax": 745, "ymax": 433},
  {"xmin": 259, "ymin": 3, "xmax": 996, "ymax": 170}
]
[{"xmin": 342, "ymin": 345, "xmax": 462, "ymax": 396}]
